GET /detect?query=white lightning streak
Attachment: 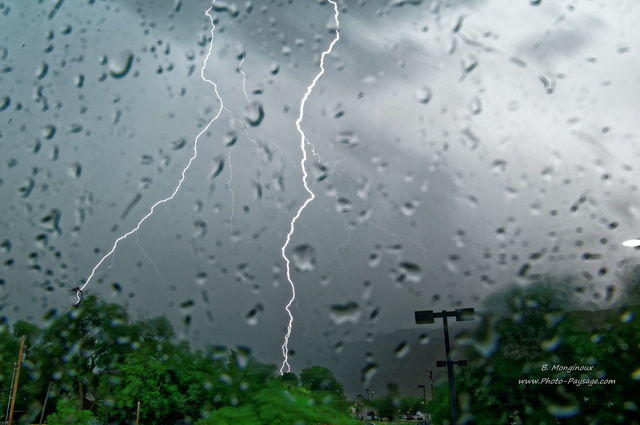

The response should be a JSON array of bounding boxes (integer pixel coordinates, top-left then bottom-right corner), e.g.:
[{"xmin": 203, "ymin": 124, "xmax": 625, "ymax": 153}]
[
  {"xmin": 78, "ymin": 7, "xmax": 223, "ymax": 300},
  {"xmin": 236, "ymin": 42, "xmax": 250, "ymax": 104},
  {"xmin": 280, "ymin": 0, "xmax": 340, "ymax": 374}
]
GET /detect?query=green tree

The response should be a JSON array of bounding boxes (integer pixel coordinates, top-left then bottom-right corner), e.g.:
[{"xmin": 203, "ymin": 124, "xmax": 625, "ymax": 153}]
[
  {"xmin": 433, "ymin": 278, "xmax": 640, "ymax": 425},
  {"xmin": 105, "ymin": 338, "xmax": 215, "ymax": 424},
  {"xmin": 300, "ymin": 365, "xmax": 345, "ymax": 394},
  {"xmin": 196, "ymin": 383, "xmax": 357, "ymax": 425},
  {"xmin": 45, "ymin": 398, "xmax": 96, "ymax": 425},
  {"xmin": 369, "ymin": 396, "xmax": 396, "ymax": 420}
]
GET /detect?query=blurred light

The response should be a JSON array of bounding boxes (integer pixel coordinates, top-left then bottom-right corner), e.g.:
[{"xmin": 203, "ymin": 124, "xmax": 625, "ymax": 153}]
[{"xmin": 622, "ymin": 239, "xmax": 640, "ymax": 247}]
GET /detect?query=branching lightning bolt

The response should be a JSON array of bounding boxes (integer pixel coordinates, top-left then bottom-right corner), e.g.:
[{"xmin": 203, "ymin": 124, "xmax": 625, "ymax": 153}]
[
  {"xmin": 279, "ymin": 0, "xmax": 340, "ymax": 374},
  {"xmin": 76, "ymin": 6, "xmax": 223, "ymax": 304}
]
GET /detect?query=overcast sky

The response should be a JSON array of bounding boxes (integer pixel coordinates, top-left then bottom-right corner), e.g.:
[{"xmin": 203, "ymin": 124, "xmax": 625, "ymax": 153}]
[{"xmin": 1, "ymin": 0, "xmax": 639, "ymax": 396}]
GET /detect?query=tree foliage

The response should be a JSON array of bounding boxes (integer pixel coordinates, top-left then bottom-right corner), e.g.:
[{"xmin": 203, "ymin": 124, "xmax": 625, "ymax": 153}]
[
  {"xmin": 0, "ymin": 296, "xmax": 357, "ymax": 425},
  {"xmin": 300, "ymin": 365, "xmax": 345, "ymax": 394},
  {"xmin": 430, "ymin": 278, "xmax": 640, "ymax": 425}
]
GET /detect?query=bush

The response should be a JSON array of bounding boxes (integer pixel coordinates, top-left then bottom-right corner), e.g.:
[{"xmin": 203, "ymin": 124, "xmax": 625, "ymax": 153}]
[{"xmin": 46, "ymin": 399, "xmax": 97, "ymax": 425}]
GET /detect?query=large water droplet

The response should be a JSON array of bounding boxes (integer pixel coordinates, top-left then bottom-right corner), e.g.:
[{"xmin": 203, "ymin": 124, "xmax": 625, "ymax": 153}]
[
  {"xmin": 109, "ymin": 50, "xmax": 134, "ymax": 79},
  {"xmin": 244, "ymin": 101, "xmax": 264, "ymax": 126},
  {"xmin": 336, "ymin": 197, "xmax": 352, "ymax": 213},
  {"xmin": 329, "ymin": 302, "xmax": 361, "ymax": 325},
  {"xmin": 392, "ymin": 262, "xmax": 422, "ymax": 283},
  {"xmin": 291, "ymin": 244, "xmax": 316, "ymax": 272},
  {"xmin": 335, "ymin": 131, "xmax": 359, "ymax": 147},
  {"xmin": 361, "ymin": 363, "xmax": 378, "ymax": 386},
  {"xmin": 193, "ymin": 220, "xmax": 207, "ymax": 239}
]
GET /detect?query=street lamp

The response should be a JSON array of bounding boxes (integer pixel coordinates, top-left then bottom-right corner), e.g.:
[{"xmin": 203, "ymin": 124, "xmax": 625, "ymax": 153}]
[
  {"xmin": 623, "ymin": 239, "xmax": 640, "ymax": 247},
  {"xmin": 415, "ymin": 308, "xmax": 475, "ymax": 425},
  {"xmin": 418, "ymin": 384, "xmax": 426, "ymax": 406}
]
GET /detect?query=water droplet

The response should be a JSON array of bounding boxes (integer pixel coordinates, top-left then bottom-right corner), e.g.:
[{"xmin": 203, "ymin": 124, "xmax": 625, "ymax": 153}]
[
  {"xmin": 67, "ymin": 124, "xmax": 83, "ymax": 134},
  {"xmin": 620, "ymin": 310, "xmax": 634, "ymax": 323},
  {"xmin": 195, "ymin": 272, "xmax": 207, "ymax": 286},
  {"xmin": 335, "ymin": 131, "xmax": 359, "ymax": 147},
  {"xmin": 392, "ymin": 262, "xmax": 422, "ymax": 283},
  {"xmin": 244, "ymin": 101, "xmax": 264, "ymax": 126},
  {"xmin": 541, "ymin": 335, "xmax": 561, "ymax": 352},
  {"xmin": 291, "ymin": 244, "xmax": 316, "ymax": 272},
  {"xmin": 0, "ymin": 96, "xmax": 10, "ymax": 112},
  {"xmin": 109, "ymin": 50, "xmax": 134, "ymax": 79},
  {"xmin": 547, "ymin": 404, "xmax": 579, "ymax": 418},
  {"xmin": 245, "ymin": 304, "xmax": 264, "ymax": 326},
  {"xmin": 42, "ymin": 124, "xmax": 56, "ymax": 140},
  {"xmin": 415, "ymin": 85, "xmax": 432, "ymax": 104},
  {"xmin": 336, "ymin": 197, "xmax": 352, "ymax": 213},
  {"xmin": 68, "ymin": 162, "xmax": 82, "ymax": 178},
  {"xmin": 193, "ymin": 220, "xmax": 207, "ymax": 239},
  {"xmin": 223, "ymin": 132, "xmax": 238, "ymax": 147},
  {"xmin": 368, "ymin": 252, "xmax": 381, "ymax": 268},
  {"xmin": 36, "ymin": 62, "xmax": 48, "ymax": 79},
  {"xmin": 212, "ymin": 1, "xmax": 240, "ymax": 17},
  {"xmin": 400, "ymin": 199, "xmax": 419, "ymax": 217},
  {"xmin": 361, "ymin": 363, "xmax": 378, "ymax": 386},
  {"xmin": 393, "ymin": 341, "xmax": 410, "ymax": 358},
  {"xmin": 369, "ymin": 307, "xmax": 380, "ymax": 322},
  {"xmin": 491, "ymin": 159, "xmax": 507, "ymax": 174},
  {"xmin": 539, "ymin": 74, "xmax": 556, "ymax": 94},
  {"xmin": 171, "ymin": 138, "xmax": 187, "ymax": 150},
  {"xmin": 74, "ymin": 74, "xmax": 84, "ymax": 88},
  {"xmin": 329, "ymin": 302, "xmax": 361, "ymax": 325},
  {"xmin": 235, "ymin": 346, "xmax": 251, "ymax": 368},
  {"xmin": 0, "ymin": 240, "xmax": 11, "ymax": 254},
  {"xmin": 18, "ymin": 178, "xmax": 35, "ymax": 198},
  {"xmin": 40, "ymin": 209, "xmax": 62, "ymax": 234}
]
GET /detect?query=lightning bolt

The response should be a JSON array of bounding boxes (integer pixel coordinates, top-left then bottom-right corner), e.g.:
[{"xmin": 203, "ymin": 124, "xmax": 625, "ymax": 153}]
[
  {"xmin": 77, "ymin": 6, "xmax": 223, "ymax": 302},
  {"xmin": 279, "ymin": 0, "xmax": 340, "ymax": 374}
]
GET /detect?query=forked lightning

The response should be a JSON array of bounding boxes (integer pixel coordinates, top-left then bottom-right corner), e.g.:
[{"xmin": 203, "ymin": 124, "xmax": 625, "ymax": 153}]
[
  {"xmin": 77, "ymin": 7, "xmax": 224, "ymax": 302},
  {"xmin": 279, "ymin": 0, "xmax": 340, "ymax": 374}
]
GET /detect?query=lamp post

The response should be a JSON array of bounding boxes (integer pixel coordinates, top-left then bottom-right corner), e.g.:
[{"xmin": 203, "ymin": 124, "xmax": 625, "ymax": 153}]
[
  {"xmin": 415, "ymin": 308, "xmax": 474, "ymax": 425},
  {"xmin": 428, "ymin": 370, "xmax": 434, "ymax": 401},
  {"xmin": 418, "ymin": 384, "xmax": 426, "ymax": 406}
]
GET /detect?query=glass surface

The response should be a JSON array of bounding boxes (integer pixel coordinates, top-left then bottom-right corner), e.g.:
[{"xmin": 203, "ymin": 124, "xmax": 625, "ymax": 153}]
[{"xmin": 1, "ymin": 1, "xmax": 638, "ymax": 424}]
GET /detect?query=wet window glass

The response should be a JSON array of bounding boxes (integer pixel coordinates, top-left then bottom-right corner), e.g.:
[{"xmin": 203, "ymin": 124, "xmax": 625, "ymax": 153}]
[{"xmin": 0, "ymin": 1, "xmax": 638, "ymax": 424}]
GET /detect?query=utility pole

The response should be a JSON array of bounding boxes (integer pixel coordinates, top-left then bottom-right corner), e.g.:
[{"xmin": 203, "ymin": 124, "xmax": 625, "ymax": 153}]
[
  {"xmin": 38, "ymin": 382, "xmax": 52, "ymax": 425},
  {"xmin": 8, "ymin": 336, "xmax": 25, "ymax": 425},
  {"xmin": 428, "ymin": 370, "xmax": 434, "ymax": 400},
  {"xmin": 4, "ymin": 363, "xmax": 17, "ymax": 423},
  {"xmin": 415, "ymin": 308, "xmax": 474, "ymax": 425}
]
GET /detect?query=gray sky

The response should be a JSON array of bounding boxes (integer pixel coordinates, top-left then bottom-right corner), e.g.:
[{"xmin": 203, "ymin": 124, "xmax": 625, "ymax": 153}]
[{"xmin": 1, "ymin": 0, "xmax": 639, "ymax": 396}]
